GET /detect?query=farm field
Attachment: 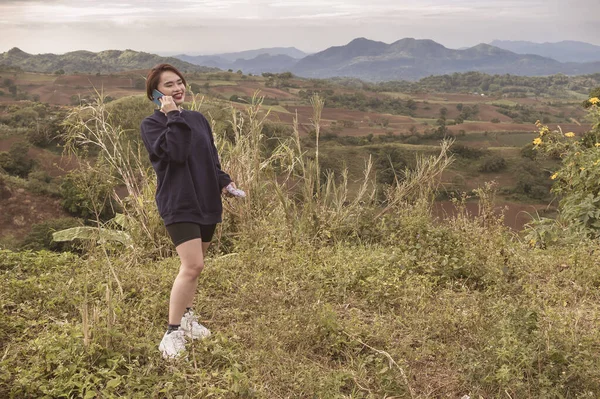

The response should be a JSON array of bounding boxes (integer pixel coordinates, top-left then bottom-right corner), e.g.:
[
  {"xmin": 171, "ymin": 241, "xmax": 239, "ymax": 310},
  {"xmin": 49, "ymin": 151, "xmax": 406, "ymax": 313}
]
[{"xmin": 0, "ymin": 67, "xmax": 596, "ymax": 241}]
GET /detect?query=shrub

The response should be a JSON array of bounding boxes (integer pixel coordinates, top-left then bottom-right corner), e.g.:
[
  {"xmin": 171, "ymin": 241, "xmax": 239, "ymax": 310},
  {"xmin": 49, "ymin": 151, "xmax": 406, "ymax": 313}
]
[
  {"xmin": 478, "ymin": 154, "xmax": 507, "ymax": 172},
  {"xmin": 59, "ymin": 165, "xmax": 119, "ymax": 221},
  {"xmin": 450, "ymin": 144, "xmax": 487, "ymax": 159},
  {"xmin": 530, "ymin": 100, "xmax": 600, "ymax": 237},
  {"xmin": 0, "ymin": 141, "xmax": 34, "ymax": 177},
  {"xmin": 19, "ymin": 217, "xmax": 83, "ymax": 251}
]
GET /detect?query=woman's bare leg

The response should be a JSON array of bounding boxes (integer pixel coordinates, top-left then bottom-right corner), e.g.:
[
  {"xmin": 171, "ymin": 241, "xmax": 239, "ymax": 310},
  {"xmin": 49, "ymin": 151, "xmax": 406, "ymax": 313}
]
[
  {"xmin": 185, "ymin": 241, "xmax": 211, "ymax": 309},
  {"xmin": 168, "ymin": 238, "xmax": 205, "ymax": 325}
]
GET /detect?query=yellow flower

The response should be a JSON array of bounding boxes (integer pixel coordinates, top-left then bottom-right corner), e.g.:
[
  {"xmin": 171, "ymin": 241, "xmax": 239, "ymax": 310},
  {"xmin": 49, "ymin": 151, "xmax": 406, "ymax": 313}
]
[
  {"xmin": 589, "ymin": 97, "xmax": 600, "ymax": 105},
  {"xmin": 533, "ymin": 137, "xmax": 542, "ymax": 145},
  {"xmin": 595, "ymin": 143, "xmax": 600, "ymax": 147},
  {"xmin": 580, "ymin": 167, "xmax": 585, "ymax": 171},
  {"xmin": 551, "ymin": 173, "xmax": 559, "ymax": 180},
  {"xmin": 565, "ymin": 132, "xmax": 575, "ymax": 138}
]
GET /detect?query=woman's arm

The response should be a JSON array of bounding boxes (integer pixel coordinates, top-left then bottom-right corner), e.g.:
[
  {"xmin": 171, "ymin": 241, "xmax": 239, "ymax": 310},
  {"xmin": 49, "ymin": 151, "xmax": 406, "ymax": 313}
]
[
  {"xmin": 201, "ymin": 115, "xmax": 232, "ymax": 189},
  {"xmin": 140, "ymin": 111, "xmax": 192, "ymax": 163}
]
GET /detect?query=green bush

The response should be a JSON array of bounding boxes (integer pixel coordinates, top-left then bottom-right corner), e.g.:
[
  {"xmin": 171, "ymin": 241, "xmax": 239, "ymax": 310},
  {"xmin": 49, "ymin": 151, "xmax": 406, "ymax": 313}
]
[
  {"xmin": 0, "ymin": 141, "xmax": 35, "ymax": 177},
  {"xmin": 478, "ymin": 154, "xmax": 507, "ymax": 173},
  {"xmin": 531, "ymin": 102, "xmax": 600, "ymax": 237},
  {"xmin": 59, "ymin": 166, "xmax": 119, "ymax": 221},
  {"xmin": 26, "ymin": 170, "xmax": 60, "ymax": 196},
  {"xmin": 450, "ymin": 143, "xmax": 487, "ymax": 159},
  {"xmin": 19, "ymin": 217, "xmax": 83, "ymax": 251}
]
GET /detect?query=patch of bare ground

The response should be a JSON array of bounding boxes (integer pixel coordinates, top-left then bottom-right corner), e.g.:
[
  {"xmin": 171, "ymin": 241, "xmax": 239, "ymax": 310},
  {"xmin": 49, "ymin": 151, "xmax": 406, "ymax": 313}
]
[
  {"xmin": 210, "ymin": 83, "xmax": 296, "ymax": 99},
  {"xmin": 447, "ymin": 122, "xmax": 588, "ymax": 135},
  {"xmin": 0, "ymin": 185, "xmax": 69, "ymax": 240},
  {"xmin": 434, "ymin": 200, "xmax": 552, "ymax": 231}
]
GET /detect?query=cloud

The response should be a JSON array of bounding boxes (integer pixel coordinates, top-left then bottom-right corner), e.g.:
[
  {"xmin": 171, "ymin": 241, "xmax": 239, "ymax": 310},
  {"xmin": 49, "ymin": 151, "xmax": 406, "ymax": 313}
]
[{"xmin": 1, "ymin": 0, "xmax": 598, "ymax": 54}]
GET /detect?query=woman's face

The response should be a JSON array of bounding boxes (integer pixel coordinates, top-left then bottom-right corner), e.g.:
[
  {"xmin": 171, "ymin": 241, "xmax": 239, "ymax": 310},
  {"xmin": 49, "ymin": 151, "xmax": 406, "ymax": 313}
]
[{"xmin": 157, "ymin": 70, "xmax": 186, "ymax": 105}]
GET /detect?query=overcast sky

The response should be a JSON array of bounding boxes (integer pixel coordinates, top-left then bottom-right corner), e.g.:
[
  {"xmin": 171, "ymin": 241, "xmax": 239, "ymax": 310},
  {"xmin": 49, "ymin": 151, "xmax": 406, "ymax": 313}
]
[{"xmin": 1, "ymin": 0, "xmax": 598, "ymax": 55}]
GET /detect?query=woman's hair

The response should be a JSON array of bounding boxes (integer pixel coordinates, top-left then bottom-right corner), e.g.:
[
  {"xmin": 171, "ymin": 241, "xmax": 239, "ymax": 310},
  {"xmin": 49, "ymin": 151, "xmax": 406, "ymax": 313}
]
[{"xmin": 145, "ymin": 64, "xmax": 187, "ymax": 101}]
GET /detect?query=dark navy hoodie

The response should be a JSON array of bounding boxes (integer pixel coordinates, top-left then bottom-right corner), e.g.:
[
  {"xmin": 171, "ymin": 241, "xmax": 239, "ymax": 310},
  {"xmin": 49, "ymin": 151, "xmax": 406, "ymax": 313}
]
[{"xmin": 140, "ymin": 109, "xmax": 231, "ymax": 226}]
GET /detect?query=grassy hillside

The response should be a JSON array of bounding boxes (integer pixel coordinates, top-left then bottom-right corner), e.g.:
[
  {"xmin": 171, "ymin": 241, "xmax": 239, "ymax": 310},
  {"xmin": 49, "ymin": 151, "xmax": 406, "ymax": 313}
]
[
  {"xmin": 0, "ymin": 47, "xmax": 218, "ymax": 74},
  {"xmin": 2, "ymin": 224, "xmax": 599, "ymax": 398},
  {"xmin": 1, "ymin": 90, "xmax": 600, "ymax": 397}
]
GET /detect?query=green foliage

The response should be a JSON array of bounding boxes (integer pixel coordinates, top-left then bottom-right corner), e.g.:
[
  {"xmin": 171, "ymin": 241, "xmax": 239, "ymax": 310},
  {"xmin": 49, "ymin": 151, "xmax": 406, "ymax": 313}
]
[
  {"xmin": 529, "ymin": 102, "xmax": 600, "ymax": 241},
  {"xmin": 2, "ymin": 209, "xmax": 600, "ymax": 397},
  {"xmin": 26, "ymin": 170, "xmax": 60, "ymax": 196},
  {"xmin": 450, "ymin": 143, "xmax": 487, "ymax": 159},
  {"xmin": 478, "ymin": 154, "xmax": 507, "ymax": 173},
  {"xmin": 495, "ymin": 102, "xmax": 555, "ymax": 124},
  {"xmin": 365, "ymin": 71, "xmax": 600, "ymax": 98},
  {"xmin": 2, "ymin": 92, "xmax": 600, "ymax": 397},
  {"xmin": 19, "ymin": 217, "xmax": 83, "ymax": 251},
  {"xmin": 299, "ymin": 89, "xmax": 416, "ymax": 116},
  {"xmin": 0, "ymin": 141, "xmax": 34, "ymax": 177},
  {"xmin": 106, "ymin": 95, "xmax": 154, "ymax": 133},
  {"xmin": 373, "ymin": 146, "xmax": 408, "ymax": 185},
  {"xmin": 59, "ymin": 165, "xmax": 119, "ymax": 220}
]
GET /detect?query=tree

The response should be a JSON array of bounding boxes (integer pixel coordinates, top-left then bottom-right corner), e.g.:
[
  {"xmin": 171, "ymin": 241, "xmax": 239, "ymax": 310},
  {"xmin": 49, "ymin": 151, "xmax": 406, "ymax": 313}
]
[{"xmin": 0, "ymin": 141, "xmax": 34, "ymax": 177}]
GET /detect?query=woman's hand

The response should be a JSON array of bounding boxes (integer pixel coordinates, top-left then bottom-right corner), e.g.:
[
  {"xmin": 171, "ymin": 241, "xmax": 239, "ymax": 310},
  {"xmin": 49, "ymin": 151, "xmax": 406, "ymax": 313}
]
[
  {"xmin": 222, "ymin": 182, "xmax": 236, "ymax": 197},
  {"xmin": 159, "ymin": 96, "xmax": 179, "ymax": 114}
]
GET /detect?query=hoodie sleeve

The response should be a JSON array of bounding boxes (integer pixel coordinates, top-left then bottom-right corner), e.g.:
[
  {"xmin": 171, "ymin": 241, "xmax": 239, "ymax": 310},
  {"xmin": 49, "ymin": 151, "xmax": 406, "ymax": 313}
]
[
  {"xmin": 202, "ymin": 115, "xmax": 232, "ymax": 189},
  {"xmin": 140, "ymin": 111, "xmax": 192, "ymax": 164}
]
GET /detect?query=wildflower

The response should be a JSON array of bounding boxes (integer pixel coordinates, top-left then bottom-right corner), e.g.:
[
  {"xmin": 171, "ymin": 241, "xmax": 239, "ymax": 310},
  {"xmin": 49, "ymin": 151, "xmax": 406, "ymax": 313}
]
[
  {"xmin": 580, "ymin": 167, "xmax": 585, "ymax": 171},
  {"xmin": 595, "ymin": 143, "xmax": 600, "ymax": 147},
  {"xmin": 565, "ymin": 132, "xmax": 575, "ymax": 138},
  {"xmin": 589, "ymin": 97, "xmax": 600, "ymax": 105},
  {"xmin": 551, "ymin": 173, "xmax": 559, "ymax": 180},
  {"xmin": 533, "ymin": 137, "xmax": 542, "ymax": 145}
]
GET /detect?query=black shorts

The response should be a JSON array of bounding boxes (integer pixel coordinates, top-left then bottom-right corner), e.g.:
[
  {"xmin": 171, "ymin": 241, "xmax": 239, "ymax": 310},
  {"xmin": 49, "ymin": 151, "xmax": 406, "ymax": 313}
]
[{"xmin": 165, "ymin": 223, "xmax": 217, "ymax": 247}]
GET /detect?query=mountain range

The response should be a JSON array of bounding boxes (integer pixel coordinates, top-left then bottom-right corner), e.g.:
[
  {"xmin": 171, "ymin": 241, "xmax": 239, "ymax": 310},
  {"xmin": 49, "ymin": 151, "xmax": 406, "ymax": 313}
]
[
  {"xmin": 490, "ymin": 40, "xmax": 600, "ymax": 63},
  {"xmin": 174, "ymin": 38, "xmax": 600, "ymax": 81},
  {"xmin": 2, "ymin": 39, "xmax": 600, "ymax": 82},
  {"xmin": 0, "ymin": 48, "xmax": 218, "ymax": 74},
  {"xmin": 173, "ymin": 47, "xmax": 307, "ymax": 74}
]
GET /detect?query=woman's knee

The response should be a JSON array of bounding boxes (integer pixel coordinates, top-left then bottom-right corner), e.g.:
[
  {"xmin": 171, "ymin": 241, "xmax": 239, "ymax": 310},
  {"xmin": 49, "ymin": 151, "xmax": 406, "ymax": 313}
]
[{"xmin": 179, "ymin": 260, "xmax": 204, "ymax": 278}]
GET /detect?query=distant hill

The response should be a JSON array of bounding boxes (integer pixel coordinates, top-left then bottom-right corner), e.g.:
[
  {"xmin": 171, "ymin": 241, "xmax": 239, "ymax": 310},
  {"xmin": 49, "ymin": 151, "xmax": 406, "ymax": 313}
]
[
  {"xmin": 231, "ymin": 54, "xmax": 299, "ymax": 74},
  {"xmin": 0, "ymin": 48, "xmax": 219, "ymax": 74},
  {"xmin": 290, "ymin": 38, "xmax": 600, "ymax": 81},
  {"xmin": 5, "ymin": 40, "xmax": 600, "ymax": 82},
  {"xmin": 490, "ymin": 40, "xmax": 600, "ymax": 63},
  {"xmin": 174, "ymin": 47, "xmax": 307, "ymax": 72}
]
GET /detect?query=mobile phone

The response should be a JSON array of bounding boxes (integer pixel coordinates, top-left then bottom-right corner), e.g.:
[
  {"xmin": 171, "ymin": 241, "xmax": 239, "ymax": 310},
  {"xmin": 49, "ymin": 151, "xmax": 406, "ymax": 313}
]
[
  {"xmin": 151, "ymin": 89, "xmax": 164, "ymax": 107},
  {"xmin": 226, "ymin": 183, "xmax": 246, "ymax": 198}
]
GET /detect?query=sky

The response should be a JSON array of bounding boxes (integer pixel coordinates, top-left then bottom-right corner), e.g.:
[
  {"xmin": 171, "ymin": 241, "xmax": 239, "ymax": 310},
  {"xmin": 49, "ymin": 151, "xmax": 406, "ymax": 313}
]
[{"xmin": 1, "ymin": 0, "xmax": 599, "ymax": 55}]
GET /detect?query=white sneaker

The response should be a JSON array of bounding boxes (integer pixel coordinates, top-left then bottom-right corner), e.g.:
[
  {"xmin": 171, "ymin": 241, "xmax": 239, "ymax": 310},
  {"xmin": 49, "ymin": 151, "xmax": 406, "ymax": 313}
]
[
  {"xmin": 158, "ymin": 329, "xmax": 187, "ymax": 359},
  {"xmin": 181, "ymin": 310, "xmax": 212, "ymax": 340}
]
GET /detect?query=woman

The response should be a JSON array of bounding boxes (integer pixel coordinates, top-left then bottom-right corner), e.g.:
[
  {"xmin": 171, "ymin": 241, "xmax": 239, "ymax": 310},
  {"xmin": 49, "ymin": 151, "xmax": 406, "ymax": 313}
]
[{"xmin": 140, "ymin": 63, "xmax": 235, "ymax": 359}]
